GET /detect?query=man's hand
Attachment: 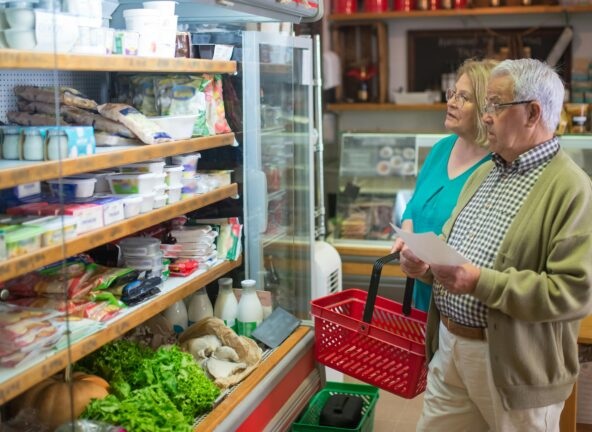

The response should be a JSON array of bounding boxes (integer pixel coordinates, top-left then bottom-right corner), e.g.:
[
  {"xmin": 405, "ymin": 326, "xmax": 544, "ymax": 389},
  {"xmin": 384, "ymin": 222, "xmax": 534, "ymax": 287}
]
[
  {"xmin": 431, "ymin": 263, "xmax": 481, "ymax": 294},
  {"xmin": 400, "ymin": 247, "xmax": 430, "ymax": 279},
  {"xmin": 391, "ymin": 237, "xmax": 405, "ymax": 253}
]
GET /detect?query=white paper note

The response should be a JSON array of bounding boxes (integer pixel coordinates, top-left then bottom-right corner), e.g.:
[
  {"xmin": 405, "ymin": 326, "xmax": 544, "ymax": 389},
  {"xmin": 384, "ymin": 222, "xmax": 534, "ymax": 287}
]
[{"xmin": 392, "ymin": 224, "xmax": 469, "ymax": 266}]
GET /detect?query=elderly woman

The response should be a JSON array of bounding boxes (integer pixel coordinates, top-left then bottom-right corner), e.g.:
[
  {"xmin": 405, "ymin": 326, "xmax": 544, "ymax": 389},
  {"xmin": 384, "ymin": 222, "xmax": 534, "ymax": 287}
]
[{"xmin": 392, "ymin": 58, "xmax": 498, "ymax": 311}]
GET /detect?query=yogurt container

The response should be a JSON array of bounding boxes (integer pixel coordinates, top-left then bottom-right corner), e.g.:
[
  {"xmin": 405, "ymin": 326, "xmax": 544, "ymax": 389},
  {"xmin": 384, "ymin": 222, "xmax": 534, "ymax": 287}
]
[
  {"xmin": 164, "ymin": 165, "xmax": 183, "ymax": 185},
  {"xmin": 108, "ymin": 173, "xmax": 157, "ymax": 195},
  {"xmin": 138, "ymin": 192, "xmax": 155, "ymax": 213},
  {"xmin": 47, "ymin": 177, "xmax": 97, "ymax": 199},
  {"xmin": 171, "ymin": 153, "xmax": 200, "ymax": 175},
  {"xmin": 153, "ymin": 193, "xmax": 168, "ymax": 209},
  {"xmin": 24, "ymin": 215, "xmax": 77, "ymax": 247},
  {"xmin": 167, "ymin": 184, "xmax": 182, "ymax": 204},
  {"xmin": 5, "ymin": 225, "xmax": 44, "ymax": 258},
  {"xmin": 114, "ymin": 194, "xmax": 143, "ymax": 218}
]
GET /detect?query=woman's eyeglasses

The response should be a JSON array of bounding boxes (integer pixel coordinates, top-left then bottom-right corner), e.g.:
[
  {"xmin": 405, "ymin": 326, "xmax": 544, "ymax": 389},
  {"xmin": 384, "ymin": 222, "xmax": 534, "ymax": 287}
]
[{"xmin": 445, "ymin": 88, "xmax": 471, "ymax": 108}]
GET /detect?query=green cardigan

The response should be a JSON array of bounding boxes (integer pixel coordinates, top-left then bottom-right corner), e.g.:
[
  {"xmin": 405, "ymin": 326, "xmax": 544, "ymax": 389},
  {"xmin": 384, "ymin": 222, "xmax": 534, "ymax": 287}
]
[{"xmin": 425, "ymin": 149, "xmax": 592, "ymax": 410}]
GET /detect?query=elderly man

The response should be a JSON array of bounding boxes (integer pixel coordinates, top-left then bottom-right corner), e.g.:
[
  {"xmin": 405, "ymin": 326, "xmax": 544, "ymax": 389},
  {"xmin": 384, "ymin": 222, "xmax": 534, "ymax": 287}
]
[{"xmin": 399, "ymin": 58, "xmax": 592, "ymax": 431}]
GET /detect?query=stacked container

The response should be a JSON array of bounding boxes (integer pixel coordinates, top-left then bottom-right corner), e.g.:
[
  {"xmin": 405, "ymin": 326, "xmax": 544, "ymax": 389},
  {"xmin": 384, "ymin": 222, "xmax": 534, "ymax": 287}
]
[
  {"xmin": 119, "ymin": 237, "xmax": 165, "ymax": 279},
  {"xmin": 123, "ymin": 1, "xmax": 177, "ymax": 57}
]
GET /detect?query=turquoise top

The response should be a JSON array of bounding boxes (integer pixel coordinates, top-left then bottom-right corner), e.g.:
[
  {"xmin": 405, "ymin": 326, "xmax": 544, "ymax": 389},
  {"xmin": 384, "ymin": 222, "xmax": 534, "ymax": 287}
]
[{"xmin": 401, "ymin": 134, "xmax": 491, "ymax": 311}]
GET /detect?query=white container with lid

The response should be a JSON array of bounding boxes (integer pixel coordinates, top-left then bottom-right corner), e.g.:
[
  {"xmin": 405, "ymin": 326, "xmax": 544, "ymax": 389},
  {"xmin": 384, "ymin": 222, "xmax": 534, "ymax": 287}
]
[
  {"xmin": 76, "ymin": 171, "xmax": 117, "ymax": 194},
  {"xmin": 5, "ymin": 3, "xmax": 35, "ymax": 31},
  {"xmin": 166, "ymin": 184, "xmax": 182, "ymax": 204},
  {"xmin": 172, "ymin": 152, "xmax": 201, "ymax": 174},
  {"xmin": 115, "ymin": 194, "xmax": 143, "ymax": 218},
  {"xmin": 214, "ymin": 278, "xmax": 238, "ymax": 330},
  {"xmin": 164, "ymin": 165, "xmax": 183, "ymax": 185},
  {"xmin": 123, "ymin": 8, "xmax": 160, "ymax": 32},
  {"xmin": 236, "ymin": 279, "xmax": 263, "ymax": 338},
  {"xmin": 149, "ymin": 114, "xmax": 196, "ymax": 140},
  {"xmin": 124, "ymin": 250, "xmax": 164, "ymax": 269},
  {"xmin": 138, "ymin": 192, "xmax": 155, "ymax": 213},
  {"xmin": 108, "ymin": 172, "xmax": 157, "ymax": 194},
  {"xmin": 47, "ymin": 177, "xmax": 97, "ymax": 198},
  {"xmin": 153, "ymin": 193, "xmax": 168, "ymax": 209},
  {"xmin": 187, "ymin": 289, "xmax": 213, "ymax": 326},
  {"xmin": 143, "ymin": 1, "xmax": 177, "ymax": 15},
  {"xmin": 119, "ymin": 160, "xmax": 165, "ymax": 174}
]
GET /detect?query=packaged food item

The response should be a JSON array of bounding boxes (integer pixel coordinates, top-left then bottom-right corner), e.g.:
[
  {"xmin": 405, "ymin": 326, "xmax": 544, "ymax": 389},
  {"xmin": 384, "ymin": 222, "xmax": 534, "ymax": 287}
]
[
  {"xmin": 119, "ymin": 160, "xmax": 165, "ymax": 174},
  {"xmin": 171, "ymin": 152, "xmax": 201, "ymax": 174},
  {"xmin": 114, "ymin": 194, "xmax": 143, "ymax": 218},
  {"xmin": 46, "ymin": 177, "xmax": 97, "ymax": 199},
  {"xmin": 7, "ymin": 111, "xmax": 63, "ymax": 127},
  {"xmin": 91, "ymin": 196, "xmax": 125, "ymax": 226},
  {"xmin": 130, "ymin": 75, "xmax": 158, "ymax": 116},
  {"xmin": 153, "ymin": 193, "xmax": 168, "ymax": 209},
  {"xmin": 14, "ymin": 86, "xmax": 98, "ymax": 111},
  {"xmin": 166, "ymin": 184, "xmax": 182, "ymax": 204},
  {"xmin": 61, "ymin": 106, "xmax": 136, "ymax": 138},
  {"xmin": 108, "ymin": 172, "xmax": 158, "ymax": 194},
  {"xmin": 62, "ymin": 204, "xmax": 104, "ymax": 234},
  {"xmin": 208, "ymin": 74, "xmax": 232, "ymax": 134},
  {"xmin": 5, "ymin": 225, "xmax": 44, "ymax": 258},
  {"xmin": 97, "ymin": 103, "xmax": 171, "ymax": 144},
  {"xmin": 24, "ymin": 215, "xmax": 77, "ymax": 247},
  {"xmin": 119, "ymin": 237, "xmax": 161, "ymax": 256},
  {"xmin": 164, "ymin": 165, "xmax": 183, "ymax": 185},
  {"xmin": 153, "ymin": 75, "xmax": 209, "ymax": 136},
  {"xmin": 169, "ymin": 258, "xmax": 199, "ymax": 277}
]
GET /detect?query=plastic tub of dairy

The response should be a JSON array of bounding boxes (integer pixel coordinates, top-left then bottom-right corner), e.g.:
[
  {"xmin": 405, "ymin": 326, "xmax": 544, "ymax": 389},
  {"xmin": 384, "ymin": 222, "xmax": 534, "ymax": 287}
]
[
  {"xmin": 119, "ymin": 236, "xmax": 161, "ymax": 256},
  {"xmin": 138, "ymin": 192, "xmax": 155, "ymax": 213},
  {"xmin": 75, "ymin": 171, "xmax": 116, "ymax": 194},
  {"xmin": 5, "ymin": 225, "xmax": 43, "ymax": 258},
  {"xmin": 47, "ymin": 177, "xmax": 97, "ymax": 199},
  {"xmin": 152, "ymin": 173, "xmax": 167, "ymax": 189},
  {"xmin": 5, "ymin": 6, "xmax": 35, "ymax": 30},
  {"xmin": 119, "ymin": 160, "xmax": 165, "ymax": 174},
  {"xmin": 114, "ymin": 194, "xmax": 143, "ymax": 219},
  {"xmin": 24, "ymin": 215, "xmax": 77, "ymax": 247},
  {"xmin": 149, "ymin": 115, "xmax": 197, "ymax": 141},
  {"xmin": 123, "ymin": 8, "xmax": 160, "ymax": 32},
  {"xmin": 108, "ymin": 173, "xmax": 157, "ymax": 194},
  {"xmin": 172, "ymin": 152, "xmax": 201, "ymax": 173},
  {"xmin": 4, "ymin": 28, "xmax": 35, "ymax": 49},
  {"xmin": 164, "ymin": 165, "xmax": 183, "ymax": 185},
  {"xmin": 143, "ymin": 1, "xmax": 177, "ymax": 14},
  {"xmin": 180, "ymin": 177, "xmax": 197, "ymax": 198},
  {"xmin": 167, "ymin": 184, "xmax": 182, "ymax": 204},
  {"xmin": 153, "ymin": 193, "xmax": 168, "ymax": 209}
]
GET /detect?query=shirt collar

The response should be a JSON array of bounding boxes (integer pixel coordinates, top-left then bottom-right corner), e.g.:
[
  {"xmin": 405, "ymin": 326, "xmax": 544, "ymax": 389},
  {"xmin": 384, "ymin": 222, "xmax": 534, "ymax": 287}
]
[{"xmin": 492, "ymin": 137, "xmax": 559, "ymax": 174}]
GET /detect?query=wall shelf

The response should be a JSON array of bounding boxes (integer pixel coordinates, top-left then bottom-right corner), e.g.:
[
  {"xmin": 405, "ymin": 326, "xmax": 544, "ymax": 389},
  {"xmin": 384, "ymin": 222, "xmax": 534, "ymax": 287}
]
[
  {"xmin": 328, "ymin": 4, "xmax": 592, "ymax": 21},
  {"xmin": 0, "ymin": 49, "xmax": 237, "ymax": 73},
  {"xmin": 0, "ymin": 183, "xmax": 238, "ymax": 284},
  {"xmin": 0, "ymin": 133, "xmax": 235, "ymax": 190},
  {"xmin": 328, "ymin": 103, "xmax": 446, "ymax": 111},
  {"xmin": 0, "ymin": 257, "xmax": 242, "ymax": 405}
]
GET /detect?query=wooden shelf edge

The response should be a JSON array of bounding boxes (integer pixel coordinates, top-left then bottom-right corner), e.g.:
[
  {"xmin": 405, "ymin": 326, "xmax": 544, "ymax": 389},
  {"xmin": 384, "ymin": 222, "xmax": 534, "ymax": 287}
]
[
  {"xmin": 195, "ymin": 326, "xmax": 312, "ymax": 431},
  {"xmin": 328, "ymin": 103, "xmax": 447, "ymax": 112},
  {"xmin": 0, "ymin": 133, "xmax": 235, "ymax": 190},
  {"xmin": 328, "ymin": 4, "xmax": 592, "ymax": 20},
  {"xmin": 0, "ymin": 49, "xmax": 237, "ymax": 73},
  {"xmin": 0, "ymin": 257, "xmax": 242, "ymax": 405},
  {"xmin": 0, "ymin": 183, "xmax": 238, "ymax": 283}
]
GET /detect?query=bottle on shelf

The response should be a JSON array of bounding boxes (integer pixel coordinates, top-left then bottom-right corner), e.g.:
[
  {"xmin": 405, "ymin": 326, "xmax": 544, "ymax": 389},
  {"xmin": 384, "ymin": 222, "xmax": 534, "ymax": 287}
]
[
  {"xmin": 236, "ymin": 279, "xmax": 263, "ymax": 338},
  {"xmin": 214, "ymin": 277, "xmax": 238, "ymax": 331},
  {"xmin": 162, "ymin": 300, "xmax": 188, "ymax": 334},
  {"xmin": 187, "ymin": 289, "xmax": 213, "ymax": 326}
]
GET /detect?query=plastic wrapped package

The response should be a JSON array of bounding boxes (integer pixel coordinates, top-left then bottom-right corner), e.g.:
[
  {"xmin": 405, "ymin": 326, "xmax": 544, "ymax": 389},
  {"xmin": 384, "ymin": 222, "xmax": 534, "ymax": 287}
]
[
  {"xmin": 97, "ymin": 104, "xmax": 171, "ymax": 144},
  {"xmin": 130, "ymin": 75, "xmax": 159, "ymax": 116},
  {"xmin": 14, "ymin": 86, "xmax": 98, "ymax": 111}
]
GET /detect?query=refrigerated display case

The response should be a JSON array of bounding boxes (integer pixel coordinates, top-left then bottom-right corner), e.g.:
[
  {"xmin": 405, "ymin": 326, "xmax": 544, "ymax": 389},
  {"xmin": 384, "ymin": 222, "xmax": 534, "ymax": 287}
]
[{"xmin": 242, "ymin": 31, "xmax": 315, "ymax": 320}]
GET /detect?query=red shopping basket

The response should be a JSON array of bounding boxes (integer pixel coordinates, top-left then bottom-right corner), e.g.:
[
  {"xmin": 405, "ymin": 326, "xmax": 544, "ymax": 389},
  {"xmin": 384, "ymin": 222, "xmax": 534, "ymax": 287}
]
[{"xmin": 311, "ymin": 252, "xmax": 428, "ymax": 399}]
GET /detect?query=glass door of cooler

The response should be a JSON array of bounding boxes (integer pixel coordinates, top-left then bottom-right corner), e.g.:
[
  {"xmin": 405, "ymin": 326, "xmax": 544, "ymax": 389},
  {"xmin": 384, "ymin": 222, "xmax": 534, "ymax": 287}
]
[{"xmin": 242, "ymin": 31, "xmax": 315, "ymax": 319}]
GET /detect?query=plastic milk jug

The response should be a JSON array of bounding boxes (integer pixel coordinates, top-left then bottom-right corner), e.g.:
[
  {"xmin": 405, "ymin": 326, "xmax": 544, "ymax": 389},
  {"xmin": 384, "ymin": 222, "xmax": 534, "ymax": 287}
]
[
  {"xmin": 187, "ymin": 289, "xmax": 213, "ymax": 326},
  {"xmin": 214, "ymin": 278, "xmax": 238, "ymax": 331},
  {"xmin": 163, "ymin": 300, "xmax": 188, "ymax": 334},
  {"xmin": 236, "ymin": 279, "xmax": 263, "ymax": 338}
]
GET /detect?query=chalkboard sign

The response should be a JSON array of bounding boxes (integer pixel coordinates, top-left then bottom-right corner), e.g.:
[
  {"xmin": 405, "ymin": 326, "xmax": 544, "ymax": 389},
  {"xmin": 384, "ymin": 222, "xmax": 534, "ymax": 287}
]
[
  {"xmin": 252, "ymin": 307, "xmax": 301, "ymax": 348},
  {"xmin": 408, "ymin": 27, "xmax": 571, "ymax": 92}
]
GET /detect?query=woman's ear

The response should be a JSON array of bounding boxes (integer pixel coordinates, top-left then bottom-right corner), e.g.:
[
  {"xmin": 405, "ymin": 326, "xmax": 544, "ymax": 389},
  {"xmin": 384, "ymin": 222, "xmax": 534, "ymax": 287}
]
[{"xmin": 526, "ymin": 101, "xmax": 542, "ymax": 127}]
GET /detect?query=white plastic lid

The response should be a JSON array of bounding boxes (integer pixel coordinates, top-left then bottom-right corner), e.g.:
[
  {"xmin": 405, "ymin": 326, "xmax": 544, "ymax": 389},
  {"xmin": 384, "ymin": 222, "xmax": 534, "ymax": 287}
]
[
  {"xmin": 120, "ymin": 237, "xmax": 160, "ymax": 249},
  {"xmin": 164, "ymin": 165, "xmax": 183, "ymax": 172},
  {"xmin": 123, "ymin": 8, "xmax": 160, "ymax": 17},
  {"xmin": 121, "ymin": 195, "xmax": 143, "ymax": 204},
  {"xmin": 241, "ymin": 279, "xmax": 256, "ymax": 288}
]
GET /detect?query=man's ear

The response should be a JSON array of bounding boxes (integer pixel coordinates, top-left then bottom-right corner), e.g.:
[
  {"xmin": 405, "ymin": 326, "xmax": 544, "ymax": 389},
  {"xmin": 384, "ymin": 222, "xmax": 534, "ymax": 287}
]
[{"xmin": 526, "ymin": 101, "xmax": 542, "ymax": 127}]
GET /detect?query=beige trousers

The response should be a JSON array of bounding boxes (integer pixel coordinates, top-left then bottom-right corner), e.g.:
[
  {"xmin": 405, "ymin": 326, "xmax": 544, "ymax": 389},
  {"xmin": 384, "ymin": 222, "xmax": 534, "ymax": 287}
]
[{"xmin": 416, "ymin": 322, "xmax": 564, "ymax": 432}]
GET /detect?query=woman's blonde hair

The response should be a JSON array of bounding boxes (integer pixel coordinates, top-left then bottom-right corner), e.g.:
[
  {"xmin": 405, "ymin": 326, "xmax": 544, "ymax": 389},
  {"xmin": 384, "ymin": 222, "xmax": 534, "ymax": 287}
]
[{"xmin": 456, "ymin": 58, "xmax": 499, "ymax": 147}]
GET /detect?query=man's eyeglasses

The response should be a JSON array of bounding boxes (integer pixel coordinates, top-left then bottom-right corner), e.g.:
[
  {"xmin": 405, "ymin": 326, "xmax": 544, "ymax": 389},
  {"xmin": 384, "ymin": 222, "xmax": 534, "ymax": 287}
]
[
  {"xmin": 482, "ymin": 99, "xmax": 534, "ymax": 115},
  {"xmin": 446, "ymin": 88, "xmax": 471, "ymax": 108}
]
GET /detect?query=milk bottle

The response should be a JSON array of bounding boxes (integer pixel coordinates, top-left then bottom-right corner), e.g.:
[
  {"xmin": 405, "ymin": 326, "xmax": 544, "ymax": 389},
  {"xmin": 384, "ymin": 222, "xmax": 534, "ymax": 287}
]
[
  {"xmin": 187, "ymin": 289, "xmax": 213, "ymax": 326},
  {"xmin": 214, "ymin": 278, "xmax": 238, "ymax": 331},
  {"xmin": 162, "ymin": 300, "xmax": 188, "ymax": 334},
  {"xmin": 236, "ymin": 279, "xmax": 263, "ymax": 338}
]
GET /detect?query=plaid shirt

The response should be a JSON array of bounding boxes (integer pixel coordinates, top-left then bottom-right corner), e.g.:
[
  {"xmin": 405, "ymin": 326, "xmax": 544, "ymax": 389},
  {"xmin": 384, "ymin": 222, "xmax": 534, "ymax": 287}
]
[{"xmin": 433, "ymin": 137, "xmax": 560, "ymax": 327}]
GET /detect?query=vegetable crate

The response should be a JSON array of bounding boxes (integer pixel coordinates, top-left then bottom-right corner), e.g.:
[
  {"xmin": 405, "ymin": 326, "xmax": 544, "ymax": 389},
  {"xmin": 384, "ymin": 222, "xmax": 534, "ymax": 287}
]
[
  {"xmin": 310, "ymin": 253, "xmax": 428, "ymax": 399},
  {"xmin": 292, "ymin": 382, "xmax": 379, "ymax": 432}
]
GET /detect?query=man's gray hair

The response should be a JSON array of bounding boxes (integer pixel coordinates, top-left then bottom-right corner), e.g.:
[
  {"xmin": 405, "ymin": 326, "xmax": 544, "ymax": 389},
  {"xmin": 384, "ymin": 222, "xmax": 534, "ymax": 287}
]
[{"xmin": 491, "ymin": 58, "xmax": 564, "ymax": 132}]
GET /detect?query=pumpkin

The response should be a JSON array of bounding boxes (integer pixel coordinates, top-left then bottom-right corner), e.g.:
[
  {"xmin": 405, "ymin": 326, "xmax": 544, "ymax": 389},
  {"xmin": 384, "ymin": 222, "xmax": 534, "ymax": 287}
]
[{"xmin": 10, "ymin": 372, "xmax": 109, "ymax": 430}]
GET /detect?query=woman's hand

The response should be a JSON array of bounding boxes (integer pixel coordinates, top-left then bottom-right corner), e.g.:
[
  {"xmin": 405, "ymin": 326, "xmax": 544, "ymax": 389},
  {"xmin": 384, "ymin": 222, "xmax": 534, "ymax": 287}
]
[{"xmin": 391, "ymin": 237, "xmax": 405, "ymax": 253}]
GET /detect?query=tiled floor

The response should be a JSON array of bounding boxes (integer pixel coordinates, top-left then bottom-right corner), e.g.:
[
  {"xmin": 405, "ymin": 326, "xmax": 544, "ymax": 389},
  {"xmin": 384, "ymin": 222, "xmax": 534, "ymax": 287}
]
[{"xmin": 343, "ymin": 376, "xmax": 423, "ymax": 432}]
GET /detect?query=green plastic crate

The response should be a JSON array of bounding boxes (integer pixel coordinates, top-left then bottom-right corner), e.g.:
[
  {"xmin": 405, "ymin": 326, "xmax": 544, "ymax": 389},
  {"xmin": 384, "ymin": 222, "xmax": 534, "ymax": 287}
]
[{"xmin": 292, "ymin": 382, "xmax": 379, "ymax": 432}]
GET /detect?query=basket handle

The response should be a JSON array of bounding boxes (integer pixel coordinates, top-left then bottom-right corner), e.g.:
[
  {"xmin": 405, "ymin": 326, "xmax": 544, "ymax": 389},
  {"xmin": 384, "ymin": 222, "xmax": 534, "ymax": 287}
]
[{"xmin": 362, "ymin": 252, "xmax": 415, "ymax": 324}]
